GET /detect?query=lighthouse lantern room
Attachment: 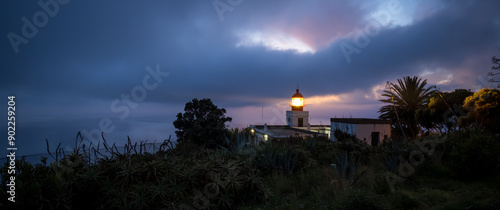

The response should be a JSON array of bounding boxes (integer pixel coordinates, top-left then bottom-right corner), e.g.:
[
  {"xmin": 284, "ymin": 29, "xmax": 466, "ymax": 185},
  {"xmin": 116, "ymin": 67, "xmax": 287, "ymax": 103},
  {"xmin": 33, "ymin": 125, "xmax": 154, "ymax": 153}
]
[{"xmin": 286, "ymin": 89, "xmax": 309, "ymax": 127}]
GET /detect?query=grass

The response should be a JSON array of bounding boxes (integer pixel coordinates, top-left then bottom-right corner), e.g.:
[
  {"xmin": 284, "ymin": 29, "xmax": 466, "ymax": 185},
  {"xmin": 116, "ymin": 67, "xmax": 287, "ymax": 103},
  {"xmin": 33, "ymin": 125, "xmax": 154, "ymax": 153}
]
[
  {"xmin": 240, "ymin": 161, "xmax": 500, "ymax": 210},
  {"xmin": 396, "ymin": 173, "xmax": 500, "ymax": 210},
  {"xmin": 238, "ymin": 166, "xmax": 338, "ymax": 209}
]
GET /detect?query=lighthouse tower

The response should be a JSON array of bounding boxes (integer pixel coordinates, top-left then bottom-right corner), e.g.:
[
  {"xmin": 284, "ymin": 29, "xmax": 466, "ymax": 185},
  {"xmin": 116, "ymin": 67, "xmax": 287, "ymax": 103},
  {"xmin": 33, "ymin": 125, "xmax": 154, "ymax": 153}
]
[{"xmin": 286, "ymin": 89, "xmax": 309, "ymax": 127}]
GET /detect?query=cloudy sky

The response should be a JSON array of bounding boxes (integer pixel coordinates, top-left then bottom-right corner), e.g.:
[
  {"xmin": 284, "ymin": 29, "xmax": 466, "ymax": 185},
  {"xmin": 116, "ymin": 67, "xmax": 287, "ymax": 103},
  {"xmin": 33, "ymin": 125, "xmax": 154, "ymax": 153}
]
[{"xmin": 1, "ymin": 0, "xmax": 499, "ymax": 156}]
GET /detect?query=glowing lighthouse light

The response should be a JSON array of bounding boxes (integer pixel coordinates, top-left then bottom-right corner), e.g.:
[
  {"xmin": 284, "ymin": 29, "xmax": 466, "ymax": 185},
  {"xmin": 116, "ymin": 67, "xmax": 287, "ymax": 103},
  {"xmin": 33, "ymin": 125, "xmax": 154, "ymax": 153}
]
[{"xmin": 290, "ymin": 89, "xmax": 304, "ymax": 111}]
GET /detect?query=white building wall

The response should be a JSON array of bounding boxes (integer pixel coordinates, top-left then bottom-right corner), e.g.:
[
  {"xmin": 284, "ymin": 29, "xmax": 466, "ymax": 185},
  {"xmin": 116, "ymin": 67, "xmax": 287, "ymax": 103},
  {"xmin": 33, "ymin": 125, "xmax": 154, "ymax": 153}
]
[
  {"xmin": 355, "ymin": 124, "xmax": 391, "ymax": 145},
  {"xmin": 308, "ymin": 127, "xmax": 331, "ymax": 139},
  {"xmin": 330, "ymin": 122, "xmax": 356, "ymax": 141},
  {"xmin": 330, "ymin": 122, "xmax": 391, "ymax": 145},
  {"xmin": 286, "ymin": 111, "xmax": 309, "ymax": 127}
]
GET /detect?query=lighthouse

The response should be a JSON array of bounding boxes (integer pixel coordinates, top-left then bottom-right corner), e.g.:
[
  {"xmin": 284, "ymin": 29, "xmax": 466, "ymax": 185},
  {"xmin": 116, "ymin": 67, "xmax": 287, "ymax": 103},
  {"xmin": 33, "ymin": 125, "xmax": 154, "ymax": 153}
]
[
  {"xmin": 286, "ymin": 89, "xmax": 309, "ymax": 127},
  {"xmin": 249, "ymin": 87, "xmax": 388, "ymax": 143}
]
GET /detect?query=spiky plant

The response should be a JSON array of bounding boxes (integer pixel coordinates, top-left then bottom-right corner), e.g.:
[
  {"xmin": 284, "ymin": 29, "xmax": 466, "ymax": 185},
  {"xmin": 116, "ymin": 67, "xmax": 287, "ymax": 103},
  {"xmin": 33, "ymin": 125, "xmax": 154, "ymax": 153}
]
[
  {"xmin": 130, "ymin": 184, "xmax": 152, "ymax": 209},
  {"xmin": 332, "ymin": 150, "xmax": 359, "ymax": 181},
  {"xmin": 116, "ymin": 161, "xmax": 143, "ymax": 186},
  {"xmin": 150, "ymin": 178, "xmax": 169, "ymax": 200},
  {"xmin": 144, "ymin": 159, "xmax": 164, "ymax": 183},
  {"xmin": 218, "ymin": 192, "xmax": 235, "ymax": 209},
  {"xmin": 192, "ymin": 189, "xmax": 211, "ymax": 209},
  {"xmin": 167, "ymin": 177, "xmax": 189, "ymax": 201},
  {"xmin": 225, "ymin": 170, "xmax": 246, "ymax": 193}
]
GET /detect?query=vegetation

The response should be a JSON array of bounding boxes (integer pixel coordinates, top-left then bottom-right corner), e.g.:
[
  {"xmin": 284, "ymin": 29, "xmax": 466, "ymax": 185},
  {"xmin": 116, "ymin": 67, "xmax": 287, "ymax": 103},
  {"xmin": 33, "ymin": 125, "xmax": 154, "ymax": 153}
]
[
  {"xmin": 174, "ymin": 98, "xmax": 232, "ymax": 149},
  {"xmin": 458, "ymin": 88, "xmax": 500, "ymax": 134},
  {"xmin": 3, "ymin": 126, "xmax": 498, "ymax": 209},
  {"xmin": 379, "ymin": 76, "xmax": 437, "ymax": 139},
  {"xmin": 416, "ymin": 89, "xmax": 473, "ymax": 133},
  {"xmin": 2, "ymin": 85, "xmax": 499, "ymax": 209},
  {"xmin": 1, "ymin": 136, "xmax": 267, "ymax": 210},
  {"xmin": 447, "ymin": 126, "xmax": 500, "ymax": 179}
]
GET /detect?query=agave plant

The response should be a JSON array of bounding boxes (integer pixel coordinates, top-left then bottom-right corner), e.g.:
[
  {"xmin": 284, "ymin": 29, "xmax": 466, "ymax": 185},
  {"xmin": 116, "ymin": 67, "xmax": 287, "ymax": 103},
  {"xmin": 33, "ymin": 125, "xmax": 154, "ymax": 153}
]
[
  {"xmin": 150, "ymin": 178, "xmax": 169, "ymax": 200},
  {"xmin": 217, "ymin": 159, "xmax": 240, "ymax": 175},
  {"xmin": 78, "ymin": 165, "xmax": 103, "ymax": 184},
  {"xmin": 302, "ymin": 138, "xmax": 317, "ymax": 152},
  {"xmin": 192, "ymin": 189, "xmax": 211, "ymax": 209},
  {"xmin": 130, "ymin": 184, "xmax": 152, "ymax": 209},
  {"xmin": 246, "ymin": 170, "xmax": 263, "ymax": 190},
  {"xmin": 104, "ymin": 185, "xmax": 129, "ymax": 208},
  {"xmin": 386, "ymin": 153, "xmax": 399, "ymax": 172},
  {"xmin": 116, "ymin": 161, "xmax": 143, "ymax": 186},
  {"xmin": 167, "ymin": 177, "xmax": 189, "ymax": 201},
  {"xmin": 218, "ymin": 192, "xmax": 235, "ymax": 209},
  {"xmin": 208, "ymin": 172, "xmax": 229, "ymax": 191},
  {"xmin": 144, "ymin": 159, "xmax": 165, "ymax": 183},
  {"xmin": 180, "ymin": 167, "xmax": 202, "ymax": 189},
  {"xmin": 224, "ymin": 170, "xmax": 246, "ymax": 193},
  {"xmin": 222, "ymin": 131, "xmax": 251, "ymax": 155},
  {"xmin": 256, "ymin": 142, "xmax": 279, "ymax": 172},
  {"xmin": 255, "ymin": 142, "xmax": 299, "ymax": 175},
  {"xmin": 279, "ymin": 149, "xmax": 298, "ymax": 175},
  {"xmin": 332, "ymin": 150, "xmax": 359, "ymax": 181}
]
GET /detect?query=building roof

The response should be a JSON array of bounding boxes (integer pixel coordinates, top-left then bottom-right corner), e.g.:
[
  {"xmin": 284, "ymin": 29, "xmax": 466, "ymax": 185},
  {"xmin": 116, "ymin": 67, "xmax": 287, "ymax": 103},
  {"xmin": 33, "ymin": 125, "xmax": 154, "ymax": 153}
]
[
  {"xmin": 250, "ymin": 125, "xmax": 326, "ymax": 138},
  {"xmin": 292, "ymin": 89, "xmax": 303, "ymax": 98},
  {"xmin": 330, "ymin": 118, "xmax": 391, "ymax": 124},
  {"xmin": 309, "ymin": 125, "xmax": 330, "ymax": 127}
]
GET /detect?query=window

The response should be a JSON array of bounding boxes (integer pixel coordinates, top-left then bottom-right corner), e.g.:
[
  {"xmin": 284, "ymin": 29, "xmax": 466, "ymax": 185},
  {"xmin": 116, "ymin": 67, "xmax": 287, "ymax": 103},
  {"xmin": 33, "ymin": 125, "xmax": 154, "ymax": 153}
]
[{"xmin": 298, "ymin": 118, "xmax": 303, "ymax": 127}]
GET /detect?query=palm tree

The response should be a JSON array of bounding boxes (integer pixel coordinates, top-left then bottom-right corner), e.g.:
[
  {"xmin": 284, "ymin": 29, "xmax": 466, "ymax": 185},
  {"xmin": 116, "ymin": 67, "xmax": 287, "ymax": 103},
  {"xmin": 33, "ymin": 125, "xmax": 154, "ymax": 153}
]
[{"xmin": 379, "ymin": 76, "xmax": 436, "ymax": 139}]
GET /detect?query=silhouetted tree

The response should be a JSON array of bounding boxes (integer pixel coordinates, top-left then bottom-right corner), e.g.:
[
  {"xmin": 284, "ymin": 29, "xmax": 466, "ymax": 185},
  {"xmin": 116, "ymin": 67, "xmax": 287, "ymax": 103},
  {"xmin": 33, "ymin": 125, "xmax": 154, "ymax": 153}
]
[
  {"xmin": 174, "ymin": 98, "xmax": 232, "ymax": 148},
  {"xmin": 416, "ymin": 89, "xmax": 473, "ymax": 133},
  {"xmin": 379, "ymin": 76, "xmax": 436, "ymax": 139}
]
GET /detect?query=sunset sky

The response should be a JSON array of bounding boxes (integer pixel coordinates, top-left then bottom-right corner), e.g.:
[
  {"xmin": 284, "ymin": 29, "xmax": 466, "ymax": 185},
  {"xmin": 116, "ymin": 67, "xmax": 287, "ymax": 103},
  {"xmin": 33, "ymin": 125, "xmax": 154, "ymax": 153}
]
[{"xmin": 1, "ymin": 0, "xmax": 499, "ymax": 156}]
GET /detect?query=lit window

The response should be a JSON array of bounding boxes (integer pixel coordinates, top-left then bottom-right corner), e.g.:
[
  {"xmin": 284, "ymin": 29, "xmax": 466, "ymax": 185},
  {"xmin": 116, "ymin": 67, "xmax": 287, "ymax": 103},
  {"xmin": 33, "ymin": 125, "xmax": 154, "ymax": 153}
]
[{"xmin": 264, "ymin": 134, "xmax": 268, "ymax": 141}]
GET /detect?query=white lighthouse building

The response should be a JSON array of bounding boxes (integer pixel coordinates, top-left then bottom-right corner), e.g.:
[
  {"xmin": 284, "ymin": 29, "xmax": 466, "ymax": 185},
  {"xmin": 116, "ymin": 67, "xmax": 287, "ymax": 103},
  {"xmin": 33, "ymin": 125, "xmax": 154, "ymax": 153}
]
[
  {"xmin": 249, "ymin": 87, "xmax": 391, "ymax": 145},
  {"xmin": 249, "ymin": 88, "xmax": 328, "ymax": 141}
]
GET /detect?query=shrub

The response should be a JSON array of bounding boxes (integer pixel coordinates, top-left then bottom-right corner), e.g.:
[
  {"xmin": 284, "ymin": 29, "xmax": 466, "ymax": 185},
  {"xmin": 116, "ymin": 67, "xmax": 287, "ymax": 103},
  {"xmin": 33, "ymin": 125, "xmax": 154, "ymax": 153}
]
[
  {"xmin": 446, "ymin": 128, "xmax": 500, "ymax": 179},
  {"xmin": 335, "ymin": 138, "xmax": 373, "ymax": 165},
  {"xmin": 332, "ymin": 150, "xmax": 360, "ymax": 181},
  {"xmin": 254, "ymin": 142, "xmax": 299, "ymax": 175},
  {"xmin": 390, "ymin": 192, "xmax": 420, "ymax": 209},
  {"xmin": 334, "ymin": 188, "xmax": 387, "ymax": 210},
  {"xmin": 0, "ymin": 157, "xmax": 72, "ymax": 209},
  {"xmin": 373, "ymin": 173, "xmax": 392, "ymax": 195}
]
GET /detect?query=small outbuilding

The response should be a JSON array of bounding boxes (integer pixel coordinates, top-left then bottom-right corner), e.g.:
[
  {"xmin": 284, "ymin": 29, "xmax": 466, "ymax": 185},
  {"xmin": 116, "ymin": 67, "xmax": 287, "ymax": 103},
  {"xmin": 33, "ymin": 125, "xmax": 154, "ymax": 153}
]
[{"xmin": 330, "ymin": 118, "xmax": 391, "ymax": 146}]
